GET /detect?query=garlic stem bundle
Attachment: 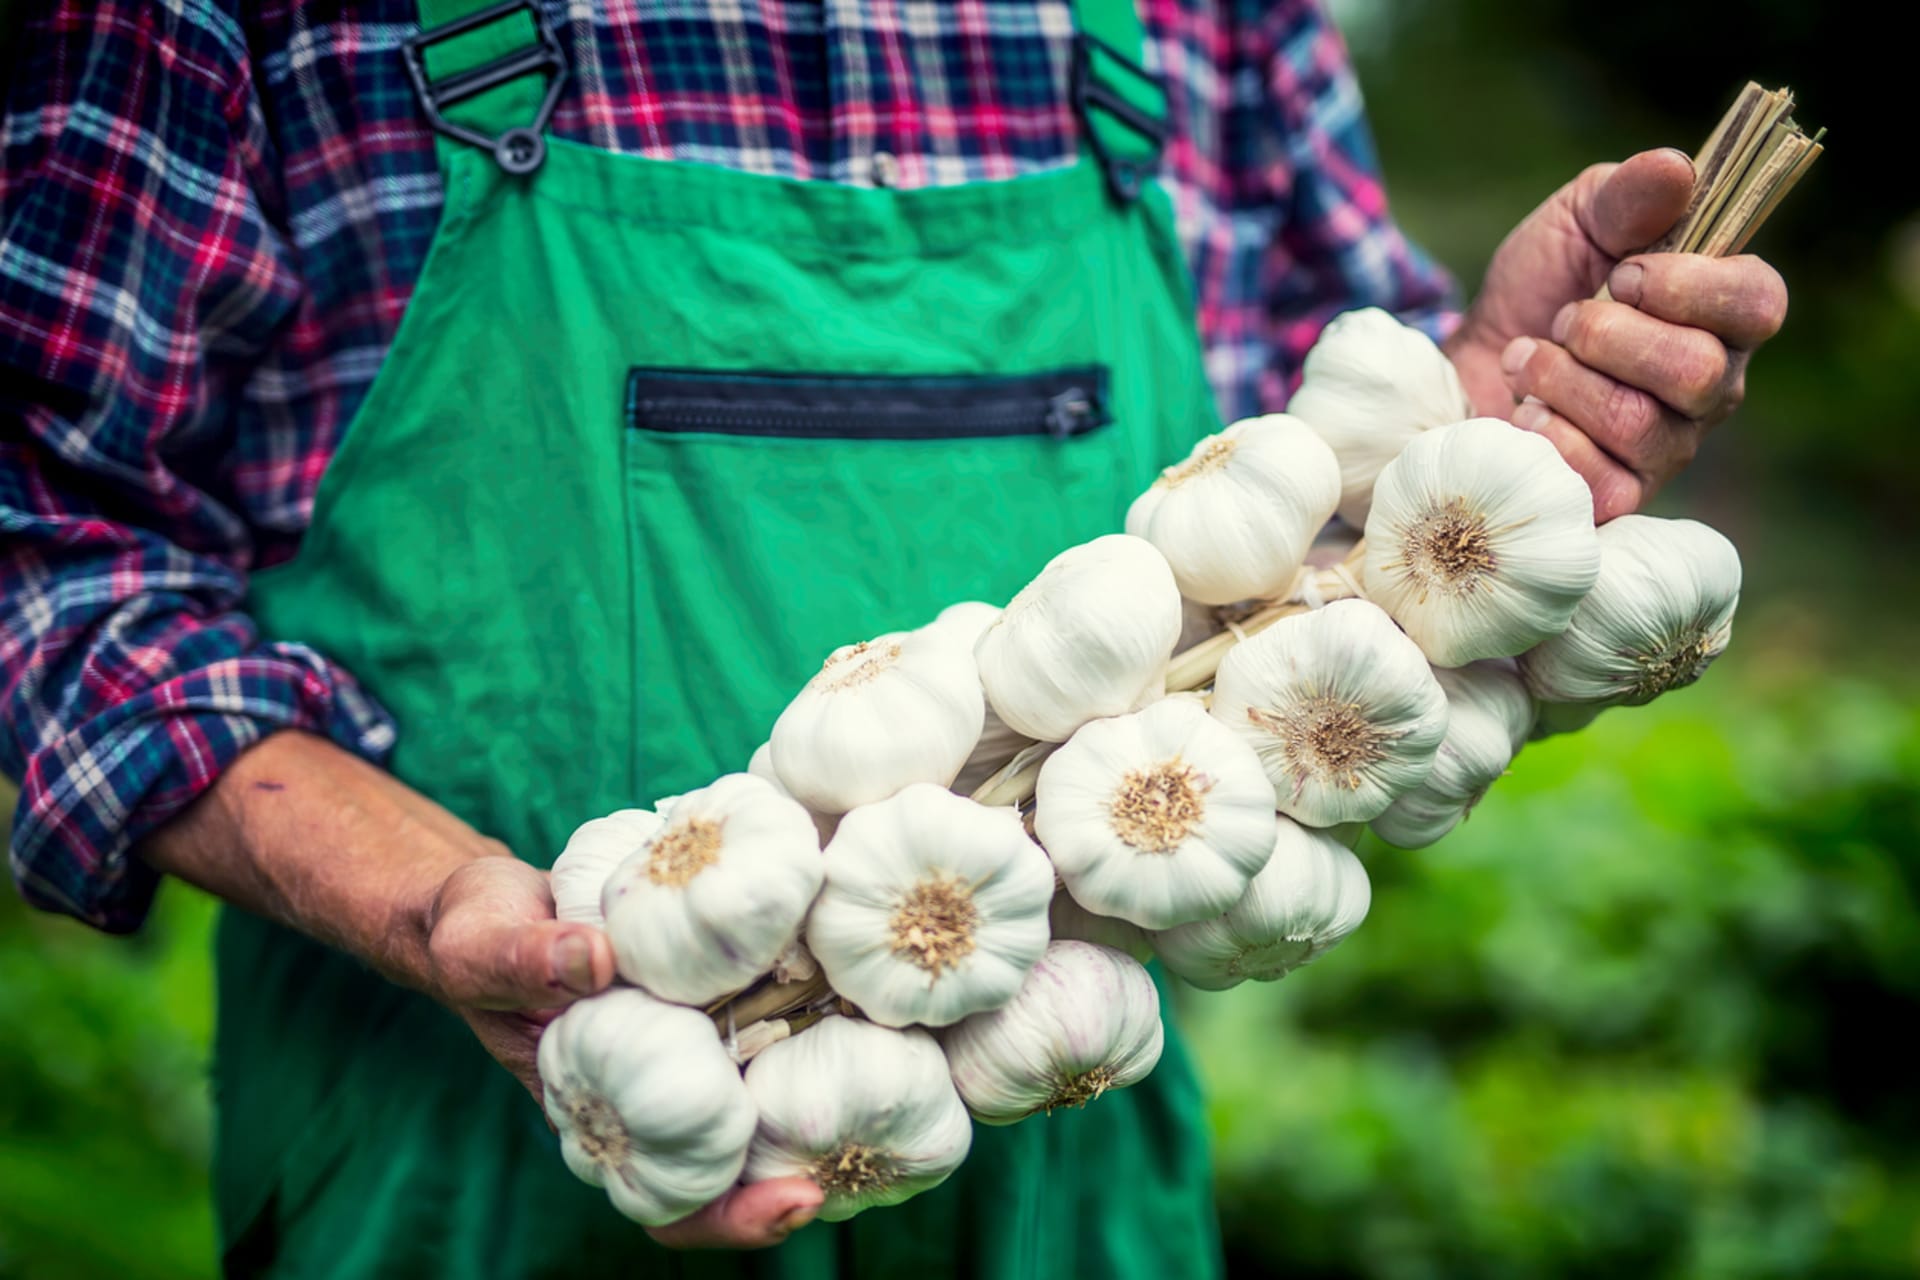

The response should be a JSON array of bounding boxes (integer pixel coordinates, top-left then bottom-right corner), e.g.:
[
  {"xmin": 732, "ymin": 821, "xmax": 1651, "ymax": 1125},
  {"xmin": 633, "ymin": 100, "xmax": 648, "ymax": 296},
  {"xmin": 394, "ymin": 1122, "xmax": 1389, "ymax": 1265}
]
[
  {"xmin": 1209, "ymin": 598, "xmax": 1449, "ymax": 826},
  {"xmin": 538, "ymin": 988, "xmax": 759, "ymax": 1226},
  {"xmin": 1034, "ymin": 698, "xmax": 1278, "ymax": 929},
  {"xmin": 1151, "ymin": 819, "xmax": 1371, "ymax": 990},
  {"xmin": 551, "ymin": 808, "xmax": 664, "ymax": 927},
  {"xmin": 1363, "ymin": 418, "xmax": 1602, "ymax": 667},
  {"xmin": 1520, "ymin": 514, "xmax": 1742, "ymax": 710},
  {"xmin": 744, "ymin": 1015, "xmax": 972, "ymax": 1221},
  {"xmin": 600, "ymin": 774, "xmax": 824, "ymax": 1005},
  {"xmin": 975, "ymin": 534, "xmax": 1182, "ymax": 743},
  {"xmin": 806, "ymin": 783, "xmax": 1054, "ymax": 1028},
  {"xmin": 1123, "ymin": 414, "xmax": 1340, "ymax": 606},
  {"xmin": 1371, "ymin": 660, "xmax": 1533, "ymax": 848},
  {"xmin": 938, "ymin": 941, "xmax": 1164, "ymax": 1125},
  {"xmin": 770, "ymin": 626, "xmax": 984, "ymax": 815},
  {"xmin": 1285, "ymin": 307, "xmax": 1475, "ymax": 528}
]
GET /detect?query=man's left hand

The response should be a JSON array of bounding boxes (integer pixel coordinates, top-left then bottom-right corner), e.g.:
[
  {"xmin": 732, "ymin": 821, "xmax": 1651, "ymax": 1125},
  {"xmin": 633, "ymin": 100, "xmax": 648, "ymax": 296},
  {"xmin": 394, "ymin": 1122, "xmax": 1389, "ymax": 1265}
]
[{"xmin": 1444, "ymin": 148, "xmax": 1788, "ymax": 522}]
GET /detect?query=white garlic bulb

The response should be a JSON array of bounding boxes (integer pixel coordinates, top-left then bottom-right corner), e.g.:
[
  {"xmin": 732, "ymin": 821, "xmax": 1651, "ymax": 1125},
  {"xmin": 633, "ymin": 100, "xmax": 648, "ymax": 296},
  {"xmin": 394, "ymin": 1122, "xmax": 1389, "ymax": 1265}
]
[
  {"xmin": 924, "ymin": 601, "xmax": 1034, "ymax": 796},
  {"xmin": 1151, "ymin": 818, "xmax": 1371, "ymax": 990},
  {"xmin": 1363, "ymin": 418, "xmax": 1601, "ymax": 667},
  {"xmin": 1123, "ymin": 414, "xmax": 1340, "ymax": 606},
  {"xmin": 938, "ymin": 940, "xmax": 1164, "ymax": 1125},
  {"xmin": 770, "ymin": 627, "xmax": 984, "ymax": 814},
  {"xmin": 1370, "ymin": 659, "xmax": 1533, "ymax": 848},
  {"xmin": 1528, "ymin": 697, "xmax": 1606, "ymax": 741},
  {"xmin": 1047, "ymin": 888, "xmax": 1152, "ymax": 961},
  {"xmin": 538, "ymin": 987, "xmax": 758, "ymax": 1226},
  {"xmin": 1285, "ymin": 307, "xmax": 1475, "ymax": 528},
  {"xmin": 1034, "ymin": 698, "xmax": 1277, "ymax": 929},
  {"xmin": 1520, "ymin": 514, "xmax": 1742, "ymax": 709},
  {"xmin": 806, "ymin": 783, "xmax": 1053, "ymax": 1028},
  {"xmin": 1210, "ymin": 598, "xmax": 1449, "ymax": 826},
  {"xmin": 747, "ymin": 741, "xmax": 839, "ymax": 844},
  {"xmin": 974, "ymin": 534, "xmax": 1182, "ymax": 743},
  {"xmin": 551, "ymin": 808, "xmax": 663, "ymax": 927},
  {"xmin": 600, "ymin": 773, "xmax": 824, "ymax": 1005},
  {"xmin": 744, "ymin": 1015, "xmax": 971, "ymax": 1221}
]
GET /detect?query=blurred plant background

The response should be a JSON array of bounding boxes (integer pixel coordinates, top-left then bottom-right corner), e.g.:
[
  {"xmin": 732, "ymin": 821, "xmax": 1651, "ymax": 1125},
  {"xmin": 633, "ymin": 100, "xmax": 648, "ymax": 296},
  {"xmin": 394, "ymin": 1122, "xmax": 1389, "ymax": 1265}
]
[{"xmin": 2, "ymin": 0, "xmax": 1915, "ymax": 1275}]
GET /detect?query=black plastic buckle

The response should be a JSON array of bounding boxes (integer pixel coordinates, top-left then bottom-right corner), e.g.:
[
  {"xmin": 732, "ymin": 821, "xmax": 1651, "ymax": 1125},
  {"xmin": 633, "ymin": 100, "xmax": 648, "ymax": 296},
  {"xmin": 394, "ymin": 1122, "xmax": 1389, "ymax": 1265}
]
[
  {"xmin": 402, "ymin": 1, "xmax": 568, "ymax": 175},
  {"xmin": 1070, "ymin": 33, "xmax": 1170, "ymax": 204}
]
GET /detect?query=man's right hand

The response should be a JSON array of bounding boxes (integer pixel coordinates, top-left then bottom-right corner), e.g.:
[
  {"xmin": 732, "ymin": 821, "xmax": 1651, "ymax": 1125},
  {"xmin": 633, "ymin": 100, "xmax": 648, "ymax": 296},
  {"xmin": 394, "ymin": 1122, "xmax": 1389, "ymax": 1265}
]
[{"xmin": 139, "ymin": 729, "xmax": 821, "ymax": 1250}]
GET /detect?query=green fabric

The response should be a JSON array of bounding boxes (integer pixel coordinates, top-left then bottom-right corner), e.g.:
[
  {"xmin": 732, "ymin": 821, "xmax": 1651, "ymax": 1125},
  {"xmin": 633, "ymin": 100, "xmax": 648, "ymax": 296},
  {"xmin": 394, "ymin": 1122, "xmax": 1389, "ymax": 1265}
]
[{"xmin": 222, "ymin": 4, "xmax": 1224, "ymax": 1276}]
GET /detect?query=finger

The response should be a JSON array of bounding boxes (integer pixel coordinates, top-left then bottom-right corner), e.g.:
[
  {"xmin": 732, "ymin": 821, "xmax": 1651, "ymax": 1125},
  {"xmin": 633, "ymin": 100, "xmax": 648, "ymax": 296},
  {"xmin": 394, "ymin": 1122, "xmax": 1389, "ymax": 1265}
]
[
  {"xmin": 1607, "ymin": 253, "xmax": 1788, "ymax": 349},
  {"xmin": 431, "ymin": 912, "xmax": 617, "ymax": 1010},
  {"xmin": 647, "ymin": 1178, "xmax": 825, "ymax": 1251},
  {"xmin": 1503, "ymin": 335, "xmax": 1701, "ymax": 482},
  {"xmin": 1507, "ymin": 396, "xmax": 1646, "ymax": 523},
  {"xmin": 1550, "ymin": 298, "xmax": 1729, "ymax": 420},
  {"xmin": 1576, "ymin": 148, "xmax": 1696, "ymax": 258}
]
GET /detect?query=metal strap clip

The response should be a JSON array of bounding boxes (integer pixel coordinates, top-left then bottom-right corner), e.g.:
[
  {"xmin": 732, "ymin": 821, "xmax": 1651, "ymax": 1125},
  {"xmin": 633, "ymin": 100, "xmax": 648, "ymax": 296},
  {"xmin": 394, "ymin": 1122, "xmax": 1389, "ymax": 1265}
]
[
  {"xmin": 402, "ymin": 1, "xmax": 568, "ymax": 175},
  {"xmin": 1070, "ymin": 32, "xmax": 1170, "ymax": 204}
]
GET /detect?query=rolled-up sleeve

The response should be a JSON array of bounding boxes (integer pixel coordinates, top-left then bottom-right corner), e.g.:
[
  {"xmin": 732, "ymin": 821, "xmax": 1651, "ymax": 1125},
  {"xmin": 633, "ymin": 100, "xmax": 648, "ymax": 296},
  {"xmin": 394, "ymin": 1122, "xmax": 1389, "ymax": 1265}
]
[{"xmin": 0, "ymin": 3, "xmax": 394, "ymax": 932}]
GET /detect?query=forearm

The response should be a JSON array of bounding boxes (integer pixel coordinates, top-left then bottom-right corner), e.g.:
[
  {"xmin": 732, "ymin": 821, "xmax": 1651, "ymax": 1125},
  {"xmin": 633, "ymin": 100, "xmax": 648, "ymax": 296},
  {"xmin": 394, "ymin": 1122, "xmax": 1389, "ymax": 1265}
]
[{"xmin": 137, "ymin": 729, "xmax": 502, "ymax": 992}]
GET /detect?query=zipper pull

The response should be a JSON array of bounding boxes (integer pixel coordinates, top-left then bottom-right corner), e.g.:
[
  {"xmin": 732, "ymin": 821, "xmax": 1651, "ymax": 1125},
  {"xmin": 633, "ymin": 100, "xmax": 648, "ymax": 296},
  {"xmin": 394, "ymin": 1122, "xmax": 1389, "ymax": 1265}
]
[{"xmin": 1044, "ymin": 389, "xmax": 1096, "ymax": 440}]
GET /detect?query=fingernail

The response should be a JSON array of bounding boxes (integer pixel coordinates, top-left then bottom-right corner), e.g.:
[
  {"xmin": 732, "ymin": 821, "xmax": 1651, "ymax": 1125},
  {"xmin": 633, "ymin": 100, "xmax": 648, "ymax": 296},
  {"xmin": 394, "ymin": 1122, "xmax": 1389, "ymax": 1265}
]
[
  {"xmin": 1609, "ymin": 261, "xmax": 1645, "ymax": 306},
  {"xmin": 553, "ymin": 934, "xmax": 595, "ymax": 994},
  {"xmin": 1660, "ymin": 146, "xmax": 1697, "ymax": 181},
  {"xmin": 1551, "ymin": 303, "xmax": 1577, "ymax": 345},
  {"xmin": 1499, "ymin": 337, "xmax": 1536, "ymax": 378},
  {"xmin": 1511, "ymin": 399, "xmax": 1550, "ymax": 432},
  {"xmin": 777, "ymin": 1205, "xmax": 819, "ymax": 1235}
]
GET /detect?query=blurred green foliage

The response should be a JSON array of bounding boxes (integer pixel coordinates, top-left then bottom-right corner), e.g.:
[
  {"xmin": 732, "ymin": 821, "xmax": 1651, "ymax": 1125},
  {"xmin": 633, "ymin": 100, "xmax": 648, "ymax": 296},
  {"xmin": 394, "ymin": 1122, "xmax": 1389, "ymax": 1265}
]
[{"xmin": 2, "ymin": 1, "xmax": 1915, "ymax": 1276}]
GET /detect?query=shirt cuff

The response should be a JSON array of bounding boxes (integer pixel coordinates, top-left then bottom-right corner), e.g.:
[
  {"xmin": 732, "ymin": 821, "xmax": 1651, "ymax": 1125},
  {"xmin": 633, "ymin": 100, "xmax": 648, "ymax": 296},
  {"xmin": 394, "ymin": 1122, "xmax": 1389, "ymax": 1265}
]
[{"xmin": 7, "ymin": 643, "xmax": 396, "ymax": 933}]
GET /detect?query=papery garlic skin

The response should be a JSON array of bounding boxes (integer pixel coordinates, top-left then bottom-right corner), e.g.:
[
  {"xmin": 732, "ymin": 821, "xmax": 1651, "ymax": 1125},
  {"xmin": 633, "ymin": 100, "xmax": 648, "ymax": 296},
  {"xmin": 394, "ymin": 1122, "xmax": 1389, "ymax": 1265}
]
[
  {"xmin": 770, "ymin": 627, "xmax": 984, "ymax": 814},
  {"xmin": 924, "ymin": 601, "xmax": 1035, "ymax": 796},
  {"xmin": 1285, "ymin": 307, "xmax": 1475, "ymax": 528},
  {"xmin": 600, "ymin": 773, "xmax": 824, "ymax": 1005},
  {"xmin": 938, "ymin": 941, "xmax": 1164, "ymax": 1125},
  {"xmin": 1151, "ymin": 818, "xmax": 1372, "ymax": 990},
  {"xmin": 1371, "ymin": 659, "xmax": 1533, "ymax": 848},
  {"xmin": 1048, "ymin": 888, "xmax": 1153, "ymax": 961},
  {"xmin": 1528, "ymin": 697, "xmax": 1606, "ymax": 741},
  {"xmin": 748, "ymin": 741, "xmax": 838, "ymax": 844},
  {"xmin": 1520, "ymin": 514, "xmax": 1742, "ymax": 708},
  {"xmin": 539, "ymin": 988, "xmax": 758, "ymax": 1226},
  {"xmin": 975, "ymin": 534, "xmax": 1182, "ymax": 743},
  {"xmin": 806, "ymin": 783, "xmax": 1053, "ymax": 1028},
  {"xmin": 744, "ymin": 1015, "xmax": 971, "ymax": 1222},
  {"xmin": 551, "ymin": 809, "xmax": 663, "ymax": 927},
  {"xmin": 1364, "ymin": 418, "xmax": 1601, "ymax": 667},
  {"xmin": 1210, "ymin": 598, "xmax": 1449, "ymax": 825},
  {"xmin": 1124, "ymin": 414, "xmax": 1340, "ymax": 606},
  {"xmin": 1035, "ymin": 698, "xmax": 1277, "ymax": 929}
]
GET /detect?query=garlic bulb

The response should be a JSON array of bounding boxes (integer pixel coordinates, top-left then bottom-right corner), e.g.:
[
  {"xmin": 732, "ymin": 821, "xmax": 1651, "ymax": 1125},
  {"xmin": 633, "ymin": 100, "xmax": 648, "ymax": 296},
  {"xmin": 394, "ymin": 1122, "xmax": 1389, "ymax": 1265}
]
[
  {"xmin": 1285, "ymin": 307, "xmax": 1475, "ymax": 528},
  {"xmin": 551, "ymin": 808, "xmax": 663, "ymax": 927},
  {"xmin": 600, "ymin": 773, "xmax": 824, "ymax": 1005},
  {"xmin": 1210, "ymin": 598, "xmax": 1449, "ymax": 825},
  {"xmin": 747, "ymin": 741, "xmax": 839, "ymax": 844},
  {"xmin": 938, "ymin": 940, "xmax": 1164, "ymax": 1125},
  {"xmin": 1370, "ymin": 659, "xmax": 1533, "ymax": 848},
  {"xmin": 975, "ymin": 534, "xmax": 1182, "ymax": 742},
  {"xmin": 924, "ymin": 602, "xmax": 1034, "ymax": 795},
  {"xmin": 770, "ymin": 627, "xmax": 984, "ymax": 814},
  {"xmin": 1520, "ymin": 514, "xmax": 1742, "ymax": 709},
  {"xmin": 1151, "ymin": 818, "xmax": 1371, "ymax": 990},
  {"xmin": 539, "ymin": 987, "xmax": 758, "ymax": 1226},
  {"xmin": 1528, "ymin": 697, "xmax": 1606, "ymax": 741},
  {"xmin": 806, "ymin": 783, "xmax": 1053, "ymax": 1028},
  {"xmin": 744, "ymin": 1015, "xmax": 971, "ymax": 1221},
  {"xmin": 1034, "ymin": 698, "xmax": 1277, "ymax": 929},
  {"xmin": 1123, "ymin": 414, "xmax": 1340, "ymax": 606},
  {"xmin": 1363, "ymin": 418, "xmax": 1601, "ymax": 667},
  {"xmin": 1047, "ymin": 888, "xmax": 1152, "ymax": 961}
]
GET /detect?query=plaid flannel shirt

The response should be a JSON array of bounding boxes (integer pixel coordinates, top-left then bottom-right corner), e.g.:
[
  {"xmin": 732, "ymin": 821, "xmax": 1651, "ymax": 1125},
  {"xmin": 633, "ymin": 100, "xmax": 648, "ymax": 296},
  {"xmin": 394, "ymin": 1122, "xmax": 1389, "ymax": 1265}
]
[{"xmin": 0, "ymin": 0, "xmax": 1455, "ymax": 931}]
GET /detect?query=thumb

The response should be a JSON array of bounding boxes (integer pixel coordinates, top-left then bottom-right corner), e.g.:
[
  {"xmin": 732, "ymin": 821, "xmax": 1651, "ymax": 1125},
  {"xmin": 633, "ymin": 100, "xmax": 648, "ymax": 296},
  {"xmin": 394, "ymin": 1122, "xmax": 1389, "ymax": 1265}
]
[
  {"xmin": 431, "ymin": 911, "xmax": 618, "ymax": 1010},
  {"xmin": 1571, "ymin": 148, "xmax": 1696, "ymax": 259}
]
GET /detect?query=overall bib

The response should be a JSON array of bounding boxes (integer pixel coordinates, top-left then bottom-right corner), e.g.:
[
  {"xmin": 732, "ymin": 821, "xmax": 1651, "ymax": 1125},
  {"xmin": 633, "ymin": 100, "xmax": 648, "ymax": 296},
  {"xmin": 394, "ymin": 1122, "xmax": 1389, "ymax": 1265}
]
[{"xmin": 228, "ymin": 1, "xmax": 1226, "ymax": 1273}]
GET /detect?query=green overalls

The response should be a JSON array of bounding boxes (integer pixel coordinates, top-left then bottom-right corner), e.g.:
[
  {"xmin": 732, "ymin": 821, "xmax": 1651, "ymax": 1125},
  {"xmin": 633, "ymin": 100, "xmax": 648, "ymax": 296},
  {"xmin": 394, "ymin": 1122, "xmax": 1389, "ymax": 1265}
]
[{"xmin": 228, "ymin": 0, "xmax": 1226, "ymax": 1273}]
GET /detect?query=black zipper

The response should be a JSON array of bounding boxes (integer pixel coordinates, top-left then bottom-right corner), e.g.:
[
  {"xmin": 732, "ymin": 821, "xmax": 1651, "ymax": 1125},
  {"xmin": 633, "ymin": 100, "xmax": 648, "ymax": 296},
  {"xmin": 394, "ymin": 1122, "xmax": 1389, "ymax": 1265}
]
[{"xmin": 625, "ymin": 365, "xmax": 1113, "ymax": 442}]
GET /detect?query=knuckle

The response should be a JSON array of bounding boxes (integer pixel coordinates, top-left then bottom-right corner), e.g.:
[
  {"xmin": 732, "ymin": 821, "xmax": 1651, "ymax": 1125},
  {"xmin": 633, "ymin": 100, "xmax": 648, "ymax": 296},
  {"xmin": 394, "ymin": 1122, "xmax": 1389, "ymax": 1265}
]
[
  {"xmin": 1567, "ymin": 302, "xmax": 1614, "ymax": 353},
  {"xmin": 1598, "ymin": 380, "xmax": 1661, "ymax": 452}
]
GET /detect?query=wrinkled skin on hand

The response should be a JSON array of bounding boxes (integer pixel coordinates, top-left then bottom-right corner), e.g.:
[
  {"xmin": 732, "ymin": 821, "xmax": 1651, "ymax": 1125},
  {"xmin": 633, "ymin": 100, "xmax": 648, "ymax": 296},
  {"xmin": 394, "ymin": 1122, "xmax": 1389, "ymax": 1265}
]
[{"xmin": 1446, "ymin": 148, "xmax": 1789, "ymax": 521}]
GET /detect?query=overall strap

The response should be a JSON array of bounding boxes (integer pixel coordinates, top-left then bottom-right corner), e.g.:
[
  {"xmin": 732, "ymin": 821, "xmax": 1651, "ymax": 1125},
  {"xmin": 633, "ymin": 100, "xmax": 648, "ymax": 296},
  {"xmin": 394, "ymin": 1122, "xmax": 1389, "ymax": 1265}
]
[
  {"xmin": 402, "ymin": 0, "xmax": 567, "ymax": 174},
  {"xmin": 1066, "ymin": 0, "xmax": 1172, "ymax": 204}
]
